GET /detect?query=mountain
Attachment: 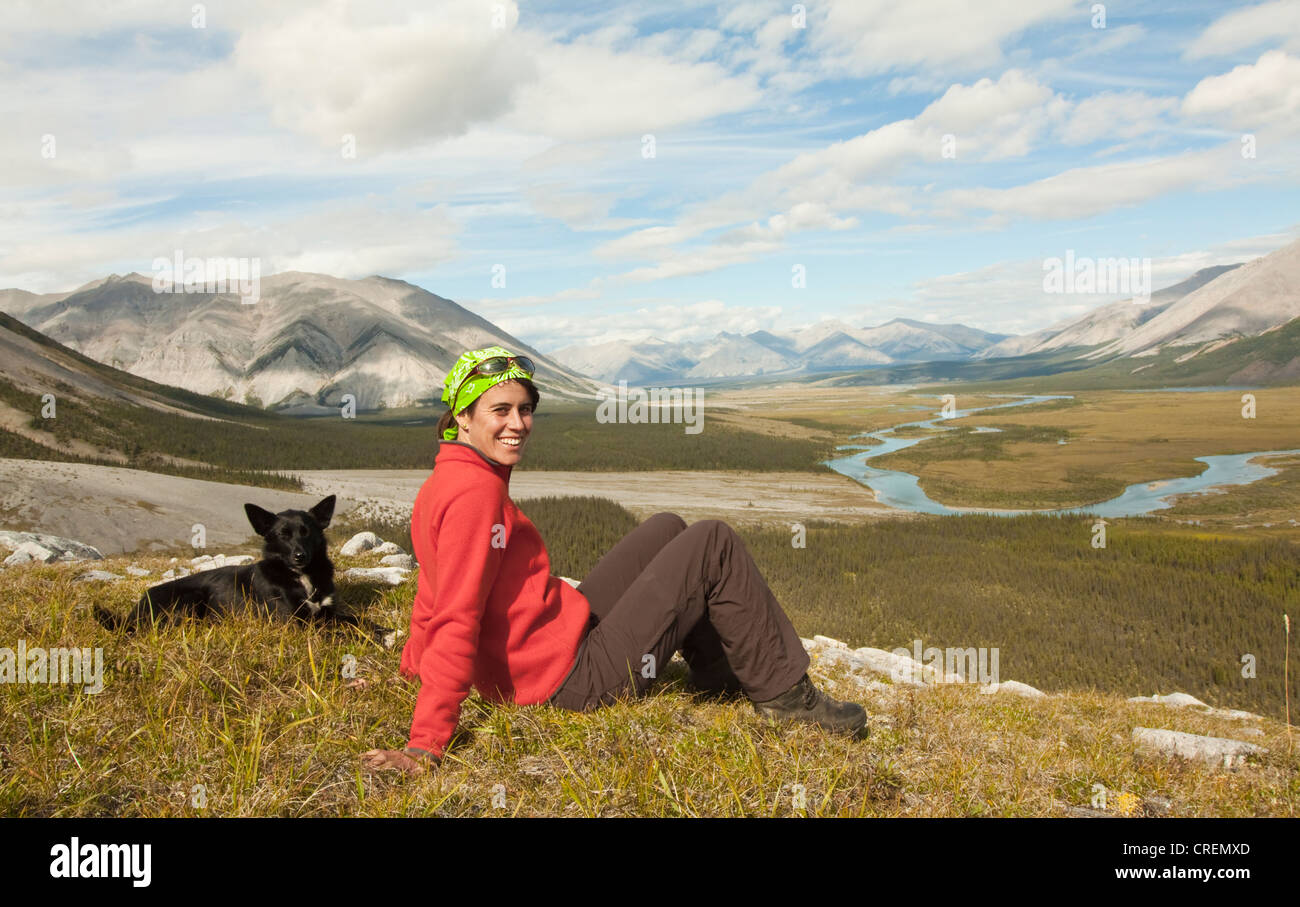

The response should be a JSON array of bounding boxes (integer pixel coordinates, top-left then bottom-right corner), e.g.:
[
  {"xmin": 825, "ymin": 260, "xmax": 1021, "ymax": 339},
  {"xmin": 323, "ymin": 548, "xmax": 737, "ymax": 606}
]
[
  {"xmin": 2, "ymin": 272, "xmax": 602, "ymax": 410},
  {"xmin": 551, "ymin": 318, "xmax": 1007, "ymax": 383},
  {"xmin": 977, "ymin": 264, "xmax": 1243, "ymax": 360},
  {"xmin": 1082, "ymin": 240, "xmax": 1300, "ymax": 360}
]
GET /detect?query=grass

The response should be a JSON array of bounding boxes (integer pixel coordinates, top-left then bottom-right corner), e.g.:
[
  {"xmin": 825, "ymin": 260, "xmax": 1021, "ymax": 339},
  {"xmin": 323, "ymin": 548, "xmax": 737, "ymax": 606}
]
[{"xmin": 1, "ymin": 500, "xmax": 1295, "ymax": 817}]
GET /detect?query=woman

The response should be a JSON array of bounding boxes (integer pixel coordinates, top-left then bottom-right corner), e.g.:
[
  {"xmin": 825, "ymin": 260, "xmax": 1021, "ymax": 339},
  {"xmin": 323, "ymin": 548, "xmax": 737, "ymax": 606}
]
[{"xmin": 361, "ymin": 346, "xmax": 867, "ymax": 774}]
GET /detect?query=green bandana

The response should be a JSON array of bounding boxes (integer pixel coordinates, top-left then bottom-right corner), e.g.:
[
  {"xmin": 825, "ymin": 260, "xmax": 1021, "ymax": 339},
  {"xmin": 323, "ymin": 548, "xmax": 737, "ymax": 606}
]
[{"xmin": 440, "ymin": 346, "xmax": 532, "ymax": 441}]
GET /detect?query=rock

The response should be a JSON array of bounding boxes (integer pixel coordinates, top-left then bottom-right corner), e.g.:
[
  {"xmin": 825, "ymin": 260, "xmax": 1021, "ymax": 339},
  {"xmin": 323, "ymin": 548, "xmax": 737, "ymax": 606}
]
[
  {"xmin": 803, "ymin": 635, "xmax": 955, "ymax": 686},
  {"xmin": 341, "ymin": 532, "xmax": 381, "ymax": 556},
  {"xmin": 125, "ymin": 565, "xmax": 151, "ymax": 577},
  {"xmin": 161, "ymin": 567, "xmax": 190, "ymax": 580},
  {"xmin": 379, "ymin": 553, "xmax": 414, "ymax": 569},
  {"xmin": 191, "ymin": 554, "xmax": 214, "ymax": 565},
  {"xmin": 558, "ymin": 576, "xmax": 581, "ymax": 588},
  {"xmin": 0, "ymin": 530, "xmax": 103, "ymax": 562},
  {"xmin": 978, "ymin": 680, "xmax": 1045, "ymax": 698},
  {"xmin": 1132, "ymin": 727, "xmax": 1266, "ymax": 765},
  {"xmin": 1062, "ymin": 806, "xmax": 1114, "ymax": 818},
  {"xmin": 343, "ymin": 566, "xmax": 409, "ymax": 586},
  {"xmin": 371, "ymin": 541, "xmax": 403, "ymax": 556},
  {"xmin": 74, "ymin": 570, "xmax": 123, "ymax": 582},
  {"xmin": 1129, "ymin": 691, "xmax": 1264, "ymax": 722},
  {"xmin": 4, "ymin": 541, "xmax": 59, "ymax": 566},
  {"xmin": 1129, "ymin": 692, "xmax": 1207, "ymax": 708},
  {"xmin": 226, "ymin": 555, "xmax": 254, "ymax": 566}
]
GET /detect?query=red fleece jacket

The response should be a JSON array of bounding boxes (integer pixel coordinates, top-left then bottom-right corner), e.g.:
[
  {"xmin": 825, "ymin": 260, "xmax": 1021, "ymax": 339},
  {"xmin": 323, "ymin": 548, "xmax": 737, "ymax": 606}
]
[{"xmin": 399, "ymin": 440, "xmax": 591, "ymax": 758}]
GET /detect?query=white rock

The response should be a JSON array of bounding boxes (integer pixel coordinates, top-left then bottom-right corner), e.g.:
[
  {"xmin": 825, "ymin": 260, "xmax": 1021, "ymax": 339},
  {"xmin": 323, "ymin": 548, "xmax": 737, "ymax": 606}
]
[
  {"xmin": 190, "ymin": 554, "xmax": 214, "ymax": 565},
  {"xmin": 161, "ymin": 567, "xmax": 191, "ymax": 580},
  {"xmin": 74, "ymin": 570, "xmax": 123, "ymax": 582},
  {"xmin": 344, "ymin": 566, "xmax": 409, "ymax": 585},
  {"xmin": 979, "ymin": 680, "xmax": 1045, "ymax": 698},
  {"xmin": 1129, "ymin": 692, "xmax": 1207, "ymax": 708},
  {"xmin": 371, "ymin": 541, "xmax": 403, "ymax": 556},
  {"xmin": 125, "ymin": 565, "xmax": 151, "ymax": 577},
  {"xmin": 1132, "ymin": 727, "xmax": 1266, "ymax": 764},
  {"xmin": 226, "ymin": 555, "xmax": 254, "ymax": 566},
  {"xmin": 341, "ymin": 532, "xmax": 381, "ymax": 556},
  {"xmin": 4, "ymin": 541, "xmax": 58, "ymax": 565},
  {"xmin": 0, "ymin": 530, "xmax": 103, "ymax": 562},
  {"xmin": 1129, "ymin": 691, "xmax": 1264, "ymax": 721},
  {"xmin": 380, "ymin": 553, "xmax": 414, "ymax": 569},
  {"xmin": 558, "ymin": 576, "xmax": 581, "ymax": 589}
]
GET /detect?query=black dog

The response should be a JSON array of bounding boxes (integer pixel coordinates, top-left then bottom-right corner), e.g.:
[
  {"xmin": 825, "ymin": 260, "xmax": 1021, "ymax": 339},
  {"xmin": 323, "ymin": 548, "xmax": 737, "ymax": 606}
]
[{"xmin": 96, "ymin": 495, "xmax": 389, "ymax": 643}]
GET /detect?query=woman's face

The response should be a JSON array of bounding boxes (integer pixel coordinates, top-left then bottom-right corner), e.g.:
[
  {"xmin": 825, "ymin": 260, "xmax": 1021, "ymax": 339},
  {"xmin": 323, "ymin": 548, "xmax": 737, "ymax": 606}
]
[{"xmin": 455, "ymin": 380, "xmax": 533, "ymax": 465}]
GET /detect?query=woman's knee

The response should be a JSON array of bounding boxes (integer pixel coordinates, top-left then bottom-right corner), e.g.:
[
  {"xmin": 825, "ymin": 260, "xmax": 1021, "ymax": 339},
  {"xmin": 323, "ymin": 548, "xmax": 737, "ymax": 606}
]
[
  {"xmin": 687, "ymin": 518, "xmax": 734, "ymax": 541},
  {"xmin": 647, "ymin": 512, "xmax": 688, "ymax": 533}
]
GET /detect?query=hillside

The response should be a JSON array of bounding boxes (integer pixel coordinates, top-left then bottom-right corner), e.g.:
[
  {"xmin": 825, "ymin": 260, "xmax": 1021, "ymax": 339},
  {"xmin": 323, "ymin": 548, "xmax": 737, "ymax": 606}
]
[{"xmin": 1, "ymin": 498, "xmax": 1292, "ymax": 817}]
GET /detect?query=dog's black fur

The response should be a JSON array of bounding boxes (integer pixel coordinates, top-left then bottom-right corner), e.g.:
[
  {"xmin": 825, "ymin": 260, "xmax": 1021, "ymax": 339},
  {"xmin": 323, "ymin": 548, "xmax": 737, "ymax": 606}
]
[{"xmin": 96, "ymin": 495, "xmax": 386, "ymax": 642}]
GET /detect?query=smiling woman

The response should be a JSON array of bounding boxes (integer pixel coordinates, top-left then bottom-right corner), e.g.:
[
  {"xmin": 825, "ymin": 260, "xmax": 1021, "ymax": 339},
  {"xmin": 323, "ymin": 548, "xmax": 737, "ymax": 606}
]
[{"xmin": 361, "ymin": 345, "xmax": 869, "ymax": 776}]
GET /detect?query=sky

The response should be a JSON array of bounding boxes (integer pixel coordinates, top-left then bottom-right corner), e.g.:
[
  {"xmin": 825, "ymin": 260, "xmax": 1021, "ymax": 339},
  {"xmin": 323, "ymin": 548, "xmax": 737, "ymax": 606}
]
[{"xmin": 2, "ymin": 0, "xmax": 1299, "ymax": 353}]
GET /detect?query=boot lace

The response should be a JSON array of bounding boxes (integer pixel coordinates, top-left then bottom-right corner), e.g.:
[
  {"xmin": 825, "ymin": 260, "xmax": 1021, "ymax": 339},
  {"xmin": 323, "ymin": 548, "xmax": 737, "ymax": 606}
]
[{"xmin": 801, "ymin": 676, "xmax": 819, "ymax": 709}]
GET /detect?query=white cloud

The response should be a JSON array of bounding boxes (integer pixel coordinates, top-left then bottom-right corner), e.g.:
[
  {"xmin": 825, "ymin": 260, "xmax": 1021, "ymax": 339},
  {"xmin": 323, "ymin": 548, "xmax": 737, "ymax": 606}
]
[
  {"xmin": 505, "ymin": 298, "xmax": 786, "ymax": 350},
  {"xmin": 507, "ymin": 35, "xmax": 762, "ymax": 141},
  {"xmin": 943, "ymin": 143, "xmax": 1254, "ymax": 220},
  {"xmin": 808, "ymin": 0, "xmax": 1078, "ymax": 77},
  {"xmin": 1182, "ymin": 50, "xmax": 1300, "ymax": 132},
  {"xmin": 0, "ymin": 200, "xmax": 460, "ymax": 292},
  {"xmin": 1184, "ymin": 0, "xmax": 1300, "ymax": 59},
  {"xmin": 233, "ymin": 2, "xmax": 534, "ymax": 152},
  {"xmin": 1058, "ymin": 91, "xmax": 1178, "ymax": 145}
]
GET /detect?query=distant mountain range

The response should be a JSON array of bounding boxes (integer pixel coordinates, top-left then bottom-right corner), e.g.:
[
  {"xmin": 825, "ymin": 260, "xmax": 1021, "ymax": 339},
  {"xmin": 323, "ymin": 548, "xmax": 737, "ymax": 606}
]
[
  {"xmin": 551, "ymin": 238, "xmax": 1300, "ymax": 384},
  {"xmin": 552, "ymin": 318, "xmax": 1011, "ymax": 384},
  {"xmin": 2, "ymin": 238, "xmax": 1297, "ymax": 406},
  {"xmin": 0, "ymin": 272, "xmax": 600, "ymax": 410}
]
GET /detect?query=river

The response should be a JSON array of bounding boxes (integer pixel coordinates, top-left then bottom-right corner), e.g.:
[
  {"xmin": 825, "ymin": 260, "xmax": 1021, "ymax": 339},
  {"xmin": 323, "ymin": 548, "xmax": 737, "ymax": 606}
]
[{"xmin": 822, "ymin": 393, "xmax": 1300, "ymax": 517}]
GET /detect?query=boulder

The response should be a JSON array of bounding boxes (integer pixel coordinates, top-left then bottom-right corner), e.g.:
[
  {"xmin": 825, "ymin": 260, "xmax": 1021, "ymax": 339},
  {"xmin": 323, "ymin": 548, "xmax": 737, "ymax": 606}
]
[
  {"xmin": 379, "ymin": 554, "xmax": 414, "ymax": 570},
  {"xmin": 343, "ymin": 566, "xmax": 409, "ymax": 586},
  {"xmin": 0, "ymin": 527, "xmax": 102, "ymax": 561},
  {"xmin": 4, "ymin": 541, "xmax": 58, "ymax": 566},
  {"xmin": 371, "ymin": 541, "xmax": 404, "ymax": 556},
  {"xmin": 1132, "ymin": 727, "xmax": 1266, "ymax": 765},
  {"xmin": 978, "ymin": 680, "xmax": 1045, "ymax": 698},
  {"xmin": 125, "ymin": 565, "xmax": 151, "ymax": 577},
  {"xmin": 340, "ymin": 532, "xmax": 381, "ymax": 556}
]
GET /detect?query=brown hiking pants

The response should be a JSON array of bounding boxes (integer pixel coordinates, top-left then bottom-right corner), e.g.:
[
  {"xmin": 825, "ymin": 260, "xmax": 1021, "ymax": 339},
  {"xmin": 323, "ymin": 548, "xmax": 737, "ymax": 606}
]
[{"xmin": 547, "ymin": 513, "xmax": 810, "ymax": 711}]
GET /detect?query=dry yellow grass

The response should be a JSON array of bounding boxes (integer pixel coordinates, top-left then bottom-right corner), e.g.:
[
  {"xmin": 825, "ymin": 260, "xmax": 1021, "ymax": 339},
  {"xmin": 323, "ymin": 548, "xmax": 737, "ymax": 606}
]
[{"xmin": 1, "ymin": 555, "xmax": 1294, "ymax": 817}]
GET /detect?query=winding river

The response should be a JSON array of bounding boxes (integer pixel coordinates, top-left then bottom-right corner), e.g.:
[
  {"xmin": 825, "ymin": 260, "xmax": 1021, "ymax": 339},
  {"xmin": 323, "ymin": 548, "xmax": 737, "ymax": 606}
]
[{"xmin": 822, "ymin": 393, "xmax": 1300, "ymax": 518}]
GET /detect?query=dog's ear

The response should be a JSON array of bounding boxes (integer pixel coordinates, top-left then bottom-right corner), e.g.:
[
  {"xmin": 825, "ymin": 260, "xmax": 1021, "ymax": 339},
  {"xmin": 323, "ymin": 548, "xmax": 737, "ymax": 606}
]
[
  {"xmin": 310, "ymin": 495, "xmax": 336, "ymax": 529},
  {"xmin": 245, "ymin": 503, "xmax": 278, "ymax": 537}
]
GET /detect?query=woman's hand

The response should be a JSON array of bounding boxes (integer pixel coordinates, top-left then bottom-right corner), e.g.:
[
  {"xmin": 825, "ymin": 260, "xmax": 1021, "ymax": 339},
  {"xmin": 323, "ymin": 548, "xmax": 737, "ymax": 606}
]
[{"xmin": 361, "ymin": 748, "xmax": 437, "ymax": 775}]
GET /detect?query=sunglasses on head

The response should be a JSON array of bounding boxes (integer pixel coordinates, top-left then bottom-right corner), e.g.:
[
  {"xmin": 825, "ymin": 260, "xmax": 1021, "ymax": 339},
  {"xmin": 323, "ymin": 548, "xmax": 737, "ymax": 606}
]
[{"xmin": 451, "ymin": 355, "xmax": 537, "ymax": 414}]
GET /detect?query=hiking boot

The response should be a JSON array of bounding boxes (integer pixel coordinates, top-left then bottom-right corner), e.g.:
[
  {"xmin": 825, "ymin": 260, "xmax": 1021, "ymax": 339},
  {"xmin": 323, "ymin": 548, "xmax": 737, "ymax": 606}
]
[
  {"xmin": 752, "ymin": 673, "xmax": 868, "ymax": 738},
  {"xmin": 687, "ymin": 655, "xmax": 745, "ymax": 697}
]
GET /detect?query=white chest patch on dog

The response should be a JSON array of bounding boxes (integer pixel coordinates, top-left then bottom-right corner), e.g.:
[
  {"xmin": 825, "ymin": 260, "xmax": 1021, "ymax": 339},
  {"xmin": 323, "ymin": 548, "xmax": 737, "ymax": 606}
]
[{"xmin": 300, "ymin": 575, "xmax": 322, "ymax": 614}]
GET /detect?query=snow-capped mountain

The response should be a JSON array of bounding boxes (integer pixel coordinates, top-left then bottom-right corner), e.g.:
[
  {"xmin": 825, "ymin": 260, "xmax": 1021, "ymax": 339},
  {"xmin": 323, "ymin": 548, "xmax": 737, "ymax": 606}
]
[{"xmin": 1, "ymin": 271, "xmax": 601, "ymax": 410}]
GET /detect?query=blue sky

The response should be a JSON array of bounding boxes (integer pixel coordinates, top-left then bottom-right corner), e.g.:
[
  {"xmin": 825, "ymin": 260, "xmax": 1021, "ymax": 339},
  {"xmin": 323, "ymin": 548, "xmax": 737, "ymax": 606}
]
[{"xmin": 2, "ymin": 0, "xmax": 1298, "ymax": 352}]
